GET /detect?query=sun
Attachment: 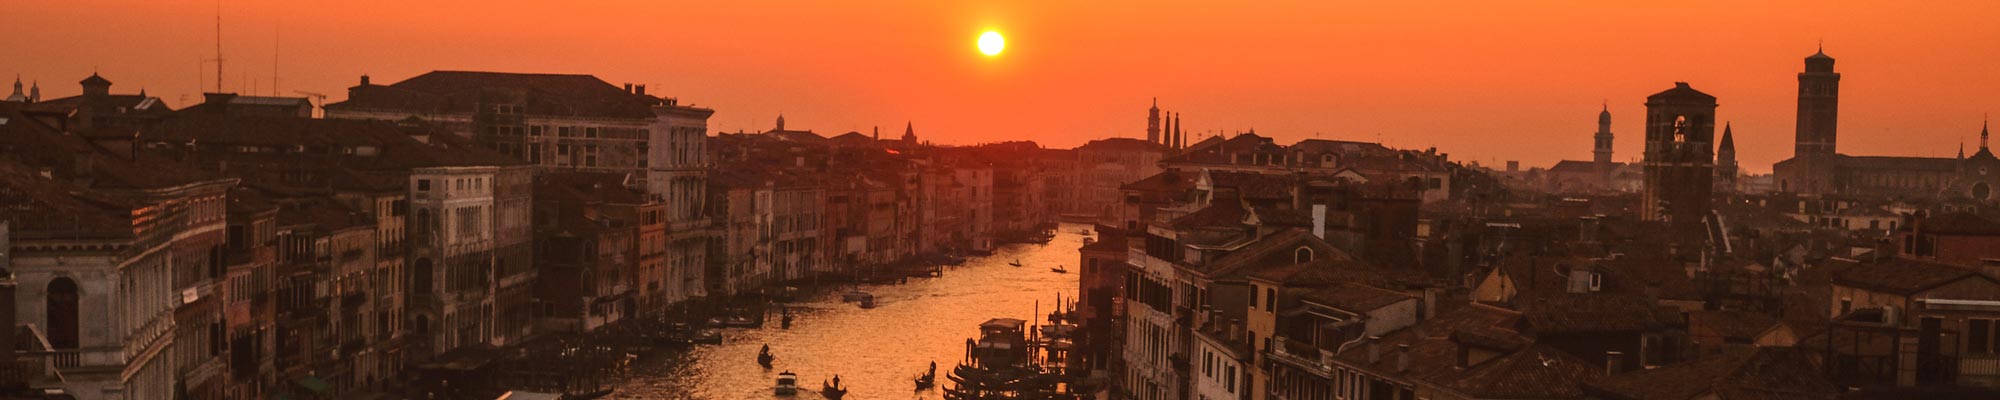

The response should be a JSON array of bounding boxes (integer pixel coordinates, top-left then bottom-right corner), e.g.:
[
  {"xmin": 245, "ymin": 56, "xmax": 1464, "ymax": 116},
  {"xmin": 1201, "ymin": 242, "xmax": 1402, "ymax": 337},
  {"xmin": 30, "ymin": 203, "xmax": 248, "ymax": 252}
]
[{"xmin": 977, "ymin": 31, "xmax": 1005, "ymax": 56}]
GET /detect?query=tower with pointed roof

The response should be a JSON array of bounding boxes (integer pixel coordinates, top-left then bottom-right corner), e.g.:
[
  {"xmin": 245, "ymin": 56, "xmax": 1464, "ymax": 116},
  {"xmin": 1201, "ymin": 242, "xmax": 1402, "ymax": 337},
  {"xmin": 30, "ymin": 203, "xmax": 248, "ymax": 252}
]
[
  {"xmin": 1147, "ymin": 98, "xmax": 1161, "ymax": 144},
  {"xmin": 901, "ymin": 121, "xmax": 917, "ymax": 144},
  {"xmin": 1594, "ymin": 104, "xmax": 1614, "ymax": 166},
  {"xmin": 1716, "ymin": 123, "xmax": 1739, "ymax": 193}
]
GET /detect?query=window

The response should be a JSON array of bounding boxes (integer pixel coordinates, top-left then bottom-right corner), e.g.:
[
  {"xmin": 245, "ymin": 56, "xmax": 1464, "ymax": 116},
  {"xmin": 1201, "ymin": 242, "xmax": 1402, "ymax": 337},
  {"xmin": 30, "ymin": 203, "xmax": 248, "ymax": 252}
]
[
  {"xmin": 1972, "ymin": 319, "xmax": 1993, "ymax": 354},
  {"xmin": 1265, "ymin": 288, "xmax": 1276, "ymax": 312},
  {"xmin": 417, "ymin": 179, "xmax": 431, "ymax": 191},
  {"xmin": 1295, "ymin": 247, "xmax": 1314, "ymax": 263}
]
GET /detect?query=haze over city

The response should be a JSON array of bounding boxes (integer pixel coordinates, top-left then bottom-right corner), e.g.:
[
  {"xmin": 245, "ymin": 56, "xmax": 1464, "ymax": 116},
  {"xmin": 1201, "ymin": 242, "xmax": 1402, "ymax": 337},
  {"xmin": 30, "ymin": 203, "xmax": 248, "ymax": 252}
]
[
  {"xmin": 7, "ymin": 1, "xmax": 1999, "ymax": 171},
  {"xmin": 10, "ymin": 2, "xmax": 2000, "ymax": 400}
]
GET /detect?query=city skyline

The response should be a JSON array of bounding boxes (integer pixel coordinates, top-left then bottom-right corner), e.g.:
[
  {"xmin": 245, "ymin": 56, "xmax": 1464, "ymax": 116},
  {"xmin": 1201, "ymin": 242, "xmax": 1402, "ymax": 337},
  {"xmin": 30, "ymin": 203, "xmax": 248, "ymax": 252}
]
[{"xmin": 6, "ymin": 1, "xmax": 1999, "ymax": 172}]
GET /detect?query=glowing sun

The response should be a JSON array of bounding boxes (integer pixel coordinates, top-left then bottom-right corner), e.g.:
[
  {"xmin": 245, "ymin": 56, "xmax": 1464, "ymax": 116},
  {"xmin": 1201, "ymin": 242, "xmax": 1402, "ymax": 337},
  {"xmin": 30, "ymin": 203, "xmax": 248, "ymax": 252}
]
[{"xmin": 978, "ymin": 31, "xmax": 1005, "ymax": 56}]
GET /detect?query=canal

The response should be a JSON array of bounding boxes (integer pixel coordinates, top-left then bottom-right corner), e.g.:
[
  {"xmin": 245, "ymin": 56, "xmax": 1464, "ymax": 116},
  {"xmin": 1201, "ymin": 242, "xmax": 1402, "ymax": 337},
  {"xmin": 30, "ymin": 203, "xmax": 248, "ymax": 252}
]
[{"xmin": 610, "ymin": 224, "xmax": 1089, "ymax": 399}]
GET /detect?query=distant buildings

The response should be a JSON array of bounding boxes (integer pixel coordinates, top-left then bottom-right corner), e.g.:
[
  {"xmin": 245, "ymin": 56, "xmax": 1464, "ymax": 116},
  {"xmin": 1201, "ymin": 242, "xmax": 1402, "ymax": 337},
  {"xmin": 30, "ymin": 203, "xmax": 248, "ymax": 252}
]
[{"xmin": 1771, "ymin": 49, "xmax": 2000, "ymax": 201}]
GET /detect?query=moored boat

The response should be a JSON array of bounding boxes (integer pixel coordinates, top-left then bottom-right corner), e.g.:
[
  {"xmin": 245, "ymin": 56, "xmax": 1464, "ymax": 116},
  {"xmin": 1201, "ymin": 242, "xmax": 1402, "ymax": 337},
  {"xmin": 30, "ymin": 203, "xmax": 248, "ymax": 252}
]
[{"xmin": 775, "ymin": 371, "xmax": 799, "ymax": 396}]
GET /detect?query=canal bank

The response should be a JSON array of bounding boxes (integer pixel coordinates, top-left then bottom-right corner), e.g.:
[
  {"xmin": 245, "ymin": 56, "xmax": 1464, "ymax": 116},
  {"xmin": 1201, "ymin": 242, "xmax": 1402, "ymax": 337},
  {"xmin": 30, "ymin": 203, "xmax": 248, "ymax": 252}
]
[{"xmin": 608, "ymin": 224, "xmax": 1090, "ymax": 399}]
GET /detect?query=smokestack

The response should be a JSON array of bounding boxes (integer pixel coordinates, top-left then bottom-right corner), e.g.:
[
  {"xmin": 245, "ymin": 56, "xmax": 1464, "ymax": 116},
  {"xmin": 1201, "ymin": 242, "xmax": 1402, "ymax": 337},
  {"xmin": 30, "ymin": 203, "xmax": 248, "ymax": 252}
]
[{"xmin": 360, "ymin": 75, "xmax": 371, "ymax": 86}]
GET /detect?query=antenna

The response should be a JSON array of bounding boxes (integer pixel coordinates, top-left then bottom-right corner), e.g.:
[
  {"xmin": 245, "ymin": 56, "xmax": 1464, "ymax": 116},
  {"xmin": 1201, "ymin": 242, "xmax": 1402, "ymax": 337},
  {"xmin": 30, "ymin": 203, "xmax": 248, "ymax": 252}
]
[
  {"xmin": 272, "ymin": 21, "xmax": 280, "ymax": 96},
  {"xmin": 214, "ymin": 0, "xmax": 226, "ymax": 93}
]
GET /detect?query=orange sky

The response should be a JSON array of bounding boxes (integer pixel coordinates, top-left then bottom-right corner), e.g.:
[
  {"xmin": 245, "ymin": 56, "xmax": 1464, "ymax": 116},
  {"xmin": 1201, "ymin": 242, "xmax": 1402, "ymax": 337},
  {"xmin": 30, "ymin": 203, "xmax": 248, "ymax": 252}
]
[{"xmin": 6, "ymin": 1, "xmax": 1998, "ymax": 173}]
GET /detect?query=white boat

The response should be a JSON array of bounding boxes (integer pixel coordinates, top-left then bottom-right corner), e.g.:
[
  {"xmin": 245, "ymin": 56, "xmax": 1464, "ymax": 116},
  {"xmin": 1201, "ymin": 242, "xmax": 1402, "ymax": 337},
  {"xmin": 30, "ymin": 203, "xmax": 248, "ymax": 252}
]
[{"xmin": 775, "ymin": 371, "xmax": 800, "ymax": 396}]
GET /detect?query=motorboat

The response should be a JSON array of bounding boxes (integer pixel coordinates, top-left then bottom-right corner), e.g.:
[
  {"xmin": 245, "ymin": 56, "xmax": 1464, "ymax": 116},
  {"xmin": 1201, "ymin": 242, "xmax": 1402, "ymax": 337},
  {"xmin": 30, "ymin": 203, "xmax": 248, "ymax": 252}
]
[
  {"xmin": 859, "ymin": 295, "xmax": 877, "ymax": 309},
  {"xmin": 775, "ymin": 371, "xmax": 800, "ymax": 396}
]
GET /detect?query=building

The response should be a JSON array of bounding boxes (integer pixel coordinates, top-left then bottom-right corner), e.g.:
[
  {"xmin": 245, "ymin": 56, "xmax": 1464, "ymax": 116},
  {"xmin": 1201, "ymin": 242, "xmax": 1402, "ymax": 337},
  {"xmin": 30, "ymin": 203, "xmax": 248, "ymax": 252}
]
[
  {"xmin": 1544, "ymin": 106, "xmax": 1642, "ymax": 194},
  {"xmin": 324, "ymin": 72, "xmax": 659, "ymax": 176},
  {"xmin": 1640, "ymin": 82, "xmax": 1719, "ymax": 245},
  {"xmin": 533, "ymin": 172, "xmax": 654, "ymax": 332},
  {"xmin": 1072, "ymin": 138, "xmax": 1166, "ymax": 225},
  {"xmin": 1769, "ymin": 49, "xmax": 2000, "ymax": 202},
  {"xmin": 0, "ymin": 96, "xmax": 235, "ymax": 400}
]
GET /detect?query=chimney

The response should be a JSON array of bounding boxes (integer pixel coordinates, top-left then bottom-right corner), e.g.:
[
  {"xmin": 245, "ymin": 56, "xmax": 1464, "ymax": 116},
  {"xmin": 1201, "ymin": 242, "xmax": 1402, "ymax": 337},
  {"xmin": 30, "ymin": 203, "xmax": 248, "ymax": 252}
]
[
  {"xmin": 623, "ymin": 83, "xmax": 634, "ymax": 93},
  {"xmin": 1312, "ymin": 204, "xmax": 1327, "ymax": 239},
  {"xmin": 1605, "ymin": 351, "xmax": 1625, "ymax": 374},
  {"xmin": 1455, "ymin": 339, "xmax": 1470, "ymax": 368},
  {"xmin": 1228, "ymin": 318, "xmax": 1244, "ymax": 342},
  {"xmin": 359, "ymin": 75, "xmax": 371, "ymax": 86},
  {"xmin": 1396, "ymin": 344, "xmax": 1411, "ymax": 372},
  {"xmin": 1366, "ymin": 336, "xmax": 1382, "ymax": 364},
  {"xmin": 635, "ymin": 84, "xmax": 647, "ymax": 95}
]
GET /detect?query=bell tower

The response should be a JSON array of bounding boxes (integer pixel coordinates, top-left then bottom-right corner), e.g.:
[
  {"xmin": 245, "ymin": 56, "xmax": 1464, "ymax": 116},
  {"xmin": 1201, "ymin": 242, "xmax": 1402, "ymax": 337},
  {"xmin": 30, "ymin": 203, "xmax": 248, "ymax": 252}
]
[
  {"xmin": 1594, "ymin": 104, "xmax": 1614, "ymax": 166},
  {"xmin": 1641, "ymin": 82, "xmax": 1718, "ymax": 244},
  {"xmin": 1147, "ymin": 98, "xmax": 1161, "ymax": 144}
]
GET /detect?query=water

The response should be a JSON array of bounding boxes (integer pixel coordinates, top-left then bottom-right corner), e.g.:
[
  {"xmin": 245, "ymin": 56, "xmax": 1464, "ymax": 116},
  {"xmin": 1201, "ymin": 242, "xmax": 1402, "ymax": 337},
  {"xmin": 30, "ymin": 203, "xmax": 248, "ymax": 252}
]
[{"xmin": 611, "ymin": 224, "xmax": 1088, "ymax": 399}]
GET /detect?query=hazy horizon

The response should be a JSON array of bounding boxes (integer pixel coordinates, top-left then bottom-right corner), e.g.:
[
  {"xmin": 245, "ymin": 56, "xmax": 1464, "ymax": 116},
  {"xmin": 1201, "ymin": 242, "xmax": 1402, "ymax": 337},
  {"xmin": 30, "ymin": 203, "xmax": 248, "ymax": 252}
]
[{"xmin": 8, "ymin": 0, "xmax": 1999, "ymax": 173}]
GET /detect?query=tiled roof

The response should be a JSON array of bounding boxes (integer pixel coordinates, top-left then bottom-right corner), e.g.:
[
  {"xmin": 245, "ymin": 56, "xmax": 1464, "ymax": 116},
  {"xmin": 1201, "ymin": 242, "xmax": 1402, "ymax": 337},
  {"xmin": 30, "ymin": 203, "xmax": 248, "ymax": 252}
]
[
  {"xmin": 1334, "ymin": 304, "xmax": 1602, "ymax": 399},
  {"xmin": 0, "ymin": 161, "xmax": 133, "ymax": 235},
  {"xmin": 1647, "ymin": 82, "xmax": 1716, "ymax": 102},
  {"xmin": 1520, "ymin": 293, "xmax": 1674, "ymax": 334},
  {"xmin": 1299, "ymin": 282, "xmax": 1413, "ymax": 313},
  {"xmin": 1832, "ymin": 258, "xmax": 1990, "ymax": 295},
  {"xmin": 326, "ymin": 71, "xmax": 661, "ymax": 119},
  {"xmin": 1207, "ymin": 170, "xmax": 1294, "ymax": 199},
  {"xmin": 536, "ymin": 172, "xmax": 647, "ymax": 204},
  {"xmin": 1586, "ymin": 346, "xmax": 1837, "ymax": 400},
  {"xmin": 1077, "ymin": 137, "xmax": 1166, "ymax": 152},
  {"xmin": 1687, "ymin": 310, "xmax": 1781, "ymax": 342},
  {"xmin": 1170, "ymin": 201, "xmax": 1248, "ymax": 230},
  {"xmin": 0, "ymin": 103, "xmax": 217, "ymax": 190}
]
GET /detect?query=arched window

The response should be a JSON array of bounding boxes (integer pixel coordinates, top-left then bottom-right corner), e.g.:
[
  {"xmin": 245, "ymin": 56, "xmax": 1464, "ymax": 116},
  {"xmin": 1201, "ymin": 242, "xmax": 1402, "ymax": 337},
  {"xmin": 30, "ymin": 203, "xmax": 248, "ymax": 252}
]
[
  {"xmin": 1294, "ymin": 247, "xmax": 1314, "ymax": 264},
  {"xmin": 46, "ymin": 277, "xmax": 80, "ymax": 349}
]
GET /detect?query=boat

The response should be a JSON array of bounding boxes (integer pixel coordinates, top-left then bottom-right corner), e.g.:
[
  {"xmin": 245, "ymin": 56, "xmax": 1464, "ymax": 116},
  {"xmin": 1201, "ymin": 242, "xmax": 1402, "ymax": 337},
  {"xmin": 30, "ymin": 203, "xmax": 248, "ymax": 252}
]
[
  {"xmin": 822, "ymin": 376, "xmax": 849, "ymax": 399},
  {"xmin": 859, "ymin": 295, "xmax": 877, "ymax": 309},
  {"xmin": 690, "ymin": 329, "xmax": 723, "ymax": 345},
  {"xmin": 843, "ymin": 291, "xmax": 877, "ymax": 309},
  {"xmin": 775, "ymin": 371, "xmax": 800, "ymax": 396},
  {"xmin": 1008, "ymin": 259, "xmax": 1023, "ymax": 267},
  {"xmin": 1050, "ymin": 265, "xmax": 1067, "ymax": 274},
  {"xmin": 758, "ymin": 345, "xmax": 775, "ymax": 368},
  {"xmin": 914, "ymin": 361, "xmax": 937, "ymax": 390},
  {"xmin": 722, "ymin": 314, "xmax": 759, "ymax": 328}
]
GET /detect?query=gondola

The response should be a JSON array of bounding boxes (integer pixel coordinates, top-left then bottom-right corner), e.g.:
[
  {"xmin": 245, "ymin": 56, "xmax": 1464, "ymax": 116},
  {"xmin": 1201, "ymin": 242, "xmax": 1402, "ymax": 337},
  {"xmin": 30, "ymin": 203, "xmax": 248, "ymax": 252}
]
[
  {"xmin": 1008, "ymin": 259, "xmax": 1023, "ymax": 267},
  {"xmin": 822, "ymin": 375, "xmax": 848, "ymax": 399},
  {"xmin": 914, "ymin": 361, "xmax": 937, "ymax": 390},
  {"xmin": 1050, "ymin": 265, "xmax": 1067, "ymax": 274}
]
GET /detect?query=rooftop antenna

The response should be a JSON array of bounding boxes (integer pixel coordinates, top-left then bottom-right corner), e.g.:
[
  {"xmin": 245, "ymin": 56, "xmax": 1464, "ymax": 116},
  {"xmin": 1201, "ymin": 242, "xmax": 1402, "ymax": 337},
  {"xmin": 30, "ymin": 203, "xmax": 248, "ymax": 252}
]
[
  {"xmin": 272, "ymin": 20, "xmax": 280, "ymax": 96},
  {"xmin": 212, "ymin": 0, "xmax": 224, "ymax": 93}
]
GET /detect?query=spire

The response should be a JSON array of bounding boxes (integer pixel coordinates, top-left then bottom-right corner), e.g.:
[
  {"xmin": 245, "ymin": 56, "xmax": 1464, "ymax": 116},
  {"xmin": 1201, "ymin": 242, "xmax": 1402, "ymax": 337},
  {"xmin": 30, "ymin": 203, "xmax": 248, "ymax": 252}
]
[
  {"xmin": 902, "ymin": 121, "xmax": 917, "ymax": 142},
  {"xmin": 1173, "ymin": 113, "xmax": 1183, "ymax": 149},
  {"xmin": 28, "ymin": 81, "xmax": 38, "ymax": 102},
  {"xmin": 1719, "ymin": 123, "xmax": 1735, "ymax": 152},
  {"xmin": 1983, "ymin": 115, "xmax": 1991, "ymax": 151},
  {"xmin": 776, "ymin": 114, "xmax": 786, "ymax": 131}
]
